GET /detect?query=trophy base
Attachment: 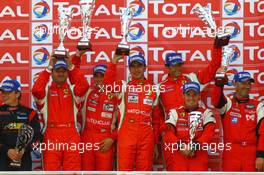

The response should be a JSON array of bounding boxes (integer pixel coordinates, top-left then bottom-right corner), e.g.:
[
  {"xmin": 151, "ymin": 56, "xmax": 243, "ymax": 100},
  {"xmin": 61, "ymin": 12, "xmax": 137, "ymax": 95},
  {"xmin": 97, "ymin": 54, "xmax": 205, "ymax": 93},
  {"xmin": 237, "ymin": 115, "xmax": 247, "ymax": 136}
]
[
  {"xmin": 54, "ymin": 49, "xmax": 68, "ymax": 60},
  {"xmin": 77, "ymin": 41, "xmax": 92, "ymax": 51},
  {"xmin": 115, "ymin": 43, "xmax": 130, "ymax": 56},
  {"xmin": 214, "ymin": 33, "xmax": 231, "ymax": 47}
]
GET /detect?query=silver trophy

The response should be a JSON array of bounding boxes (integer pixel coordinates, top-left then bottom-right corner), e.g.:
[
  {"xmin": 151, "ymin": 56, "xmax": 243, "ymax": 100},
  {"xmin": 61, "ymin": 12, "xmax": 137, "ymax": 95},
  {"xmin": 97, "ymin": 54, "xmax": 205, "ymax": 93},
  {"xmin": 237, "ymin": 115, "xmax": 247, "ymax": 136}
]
[
  {"xmin": 193, "ymin": 5, "xmax": 231, "ymax": 46},
  {"xmin": 9, "ymin": 124, "xmax": 34, "ymax": 168},
  {"xmin": 215, "ymin": 46, "xmax": 235, "ymax": 79},
  {"xmin": 189, "ymin": 111, "xmax": 202, "ymax": 155},
  {"xmin": 54, "ymin": 6, "xmax": 73, "ymax": 59},
  {"xmin": 77, "ymin": 0, "xmax": 95, "ymax": 51},
  {"xmin": 115, "ymin": 7, "xmax": 134, "ymax": 56}
]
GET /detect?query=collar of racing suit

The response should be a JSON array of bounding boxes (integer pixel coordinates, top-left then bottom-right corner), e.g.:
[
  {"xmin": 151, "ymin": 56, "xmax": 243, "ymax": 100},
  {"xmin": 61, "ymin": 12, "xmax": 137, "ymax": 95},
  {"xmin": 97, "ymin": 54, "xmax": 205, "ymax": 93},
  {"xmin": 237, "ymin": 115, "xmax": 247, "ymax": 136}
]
[
  {"xmin": 167, "ymin": 74, "xmax": 185, "ymax": 82},
  {"xmin": 184, "ymin": 106, "xmax": 199, "ymax": 113},
  {"xmin": 130, "ymin": 77, "xmax": 148, "ymax": 85},
  {"xmin": 50, "ymin": 81, "xmax": 68, "ymax": 89},
  {"xmin": 234, "ymin": 94, "xmax": 249, "ymax": 103}
]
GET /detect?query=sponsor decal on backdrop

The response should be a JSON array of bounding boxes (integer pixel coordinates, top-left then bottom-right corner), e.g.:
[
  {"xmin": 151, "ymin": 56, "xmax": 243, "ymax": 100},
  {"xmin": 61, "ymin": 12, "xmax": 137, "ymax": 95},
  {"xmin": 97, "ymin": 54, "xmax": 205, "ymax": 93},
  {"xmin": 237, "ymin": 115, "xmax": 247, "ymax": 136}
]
[
  {"xmin": 31, "ymin": 22, "xmax": 53, "ymax": 43},
  {"xmin": 32, "ymin": 0, "xmax": 52, "ymax": 20},
  {"xmin": 223, "ymin": 0, "xmax": 243, "ymax": 17},
  {"xmin": 127, "ymin": 0, "xmax": 148, "ymax": 18},
  {"xmin": 128, "ymin": 21, "xmax": 147, "ymax": 42},
  {"xmin": 222, "ymin": 20, "xmax": 243, "ymax": 41},
  {"xmin": 32, "ymin": 46, "xmax": 52, "ymax": 67}
]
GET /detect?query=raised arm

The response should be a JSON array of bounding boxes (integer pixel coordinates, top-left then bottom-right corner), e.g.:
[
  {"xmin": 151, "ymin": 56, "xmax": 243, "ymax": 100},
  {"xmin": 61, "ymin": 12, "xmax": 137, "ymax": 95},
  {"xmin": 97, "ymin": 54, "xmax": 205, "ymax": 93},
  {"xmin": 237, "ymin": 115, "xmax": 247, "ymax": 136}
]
[{"xmin": 196, "ymin": 45, "xmax": 222, "ymax": 84}]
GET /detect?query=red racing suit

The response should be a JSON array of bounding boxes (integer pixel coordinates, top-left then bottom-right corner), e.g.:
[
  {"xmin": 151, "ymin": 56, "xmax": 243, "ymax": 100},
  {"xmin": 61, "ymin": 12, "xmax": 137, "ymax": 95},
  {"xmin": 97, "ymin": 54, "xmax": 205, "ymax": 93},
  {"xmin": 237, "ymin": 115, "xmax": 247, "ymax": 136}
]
[
  {"xmin": 159, "ymin": 46, "xmax": 222, "ymax": 170},
  {"xmin": 32, "ymin": 66, "xmax": 89, "ymax": 171},
  {"xmin": 213, "ymin": 86, "xmax": 264, "ymax": 171},
  {"xmin": 104, "ymin": 62, "xmax": 160, "ymax": 171},
  {"xmin": 72, "ymin": 55, "xmax": 118, "ymax": 170},
  {"xmin": 164, "ymin": 106, "xmax": 216, "ymax": 171}
]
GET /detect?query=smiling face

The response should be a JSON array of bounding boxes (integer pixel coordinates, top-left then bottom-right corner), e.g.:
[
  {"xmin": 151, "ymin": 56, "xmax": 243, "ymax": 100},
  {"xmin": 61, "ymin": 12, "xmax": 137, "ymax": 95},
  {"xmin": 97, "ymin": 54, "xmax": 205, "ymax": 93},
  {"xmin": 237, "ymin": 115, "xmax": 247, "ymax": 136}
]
[
  {"xmin": 166, "ymin": 63, "xmax": 184, "ymax": 78},
  {"xmin": 52, "ymin": 67, "xmax": 68, "ymax": 85},
  {"xmin": 93, "ymin": 72, "xmax": 104, "ymax": 88},
  {"xmin": 234, "ymin": 80, "xmax": 252, "ymax": 98},
  {"xmin": 183, "ymin": 89, "xmax": 200, "ymax": 110},
  {"xmin": 129, "ymin": 61, "xmax": 146, "ymax": 80}
]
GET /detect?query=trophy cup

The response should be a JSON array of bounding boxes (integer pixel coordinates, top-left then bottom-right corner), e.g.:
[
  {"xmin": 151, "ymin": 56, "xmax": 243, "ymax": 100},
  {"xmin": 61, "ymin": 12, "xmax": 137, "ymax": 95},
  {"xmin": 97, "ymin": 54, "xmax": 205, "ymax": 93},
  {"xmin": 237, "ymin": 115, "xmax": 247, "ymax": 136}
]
[
  {"xmin": 77, "ymin": 0, "xmax": 96, "ymax": 51},
  {"xmin": 189, "ymin": 111, "xmax": 202, "ymax": 156},
  {"xmin": 9, "ymin": 124, "xmax": 34, "ymax": 168},
  {"xmin": 54, "ymin": 6, "xmax": 73, "ymax": 59},
  {"xmin": 192, "ymin": 5, "xmax": 231, "ymax": 46},
  {"xmin": 115, "ymin": 7, "xmax": 134, "ymax": 56},
  {"xmin": 215, "ymin": 46, "xmax": 235, "ymax": 84}
]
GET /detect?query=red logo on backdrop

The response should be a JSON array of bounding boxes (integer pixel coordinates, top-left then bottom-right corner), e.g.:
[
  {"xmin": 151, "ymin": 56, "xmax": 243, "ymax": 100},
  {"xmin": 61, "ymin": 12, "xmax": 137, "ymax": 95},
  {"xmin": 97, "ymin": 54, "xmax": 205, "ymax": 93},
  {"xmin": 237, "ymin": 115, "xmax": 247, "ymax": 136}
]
[{"xmin": 0, "ymin": 46, "xmax": 29, "ymax": 66}]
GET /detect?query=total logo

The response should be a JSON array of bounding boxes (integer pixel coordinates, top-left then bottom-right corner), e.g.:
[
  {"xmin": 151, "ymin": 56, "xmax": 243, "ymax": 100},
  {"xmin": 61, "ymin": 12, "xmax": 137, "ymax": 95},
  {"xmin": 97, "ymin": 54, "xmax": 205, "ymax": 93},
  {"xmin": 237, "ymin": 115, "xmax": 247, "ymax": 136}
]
[
  {"xmin": 228, "ymin": 44, "xmax": 241, "ymax": 64},
  {"xmin": 128, "ymin": 21, "xmax": 147, "ymax": 42},
  {"xmin": 33, "ymin": 24, "xmax": 49, "ymax": 41},
  {"xmin": 32, "ymin": 0, "xmax": 51, "ymax": 19},
  {"xmin": 32, "ymin": 47, "xmax": 50, "ymax": 66},
  {"xmin": 32, "ymin": 22, "xmax": 52, "ymax": 44},
  {"xmin": 128, "ymin": 0, "xmax": 147, "ymax": 18},
  {"xmin": 223, "ymin": 20, "xmax": 243, "ymax": 41},
  {"xmin": 226, "ymin": 22, "xmax": 241, "ymax": 39},
  {"xmin": 223, "ymin": 0, "xmax": 241, "ymax": 16}
]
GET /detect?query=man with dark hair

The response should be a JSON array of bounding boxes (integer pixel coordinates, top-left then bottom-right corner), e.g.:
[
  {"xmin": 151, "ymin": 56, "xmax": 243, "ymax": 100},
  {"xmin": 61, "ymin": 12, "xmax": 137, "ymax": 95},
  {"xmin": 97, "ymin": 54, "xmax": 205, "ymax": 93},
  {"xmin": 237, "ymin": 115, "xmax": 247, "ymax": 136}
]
[
  {"xmin": 32, "ymin": 55, "xmax": 89, "ymax": 171},
  {"xmin": 104, "ymin": 54, "xmax": 160, "ymax": 171},
  {"xmin": 72, "ymin": 52, "xmax": 118, "ymax": 171},
  {"xmin": 0, "ymin": 80, "xmax": 41, "ymax": 171},
  {"xmin": 213, "ymin": 71, "xmax": 264, "ymax": 171}
]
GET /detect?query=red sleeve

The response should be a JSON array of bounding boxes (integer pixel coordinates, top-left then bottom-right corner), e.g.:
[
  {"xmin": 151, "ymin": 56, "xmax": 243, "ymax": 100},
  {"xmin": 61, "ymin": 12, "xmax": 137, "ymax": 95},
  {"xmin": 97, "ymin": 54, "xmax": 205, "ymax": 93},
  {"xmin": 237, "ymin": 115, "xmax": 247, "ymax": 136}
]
[
  {"xmin": 104, "ymin": 62, "xmax": 122, "ymax": 93},
  {"xmin": 196, "ymin": 123, "xmax": 216, "ymax": 144},
  {"xmin": 71, "ymin": 54, "xmax": 81, "ymax": 69},
  {"xmin": 152, "ymin": 104, "xmax": 162, "ymax": 144},
  {"xmin": 211, "ymin": 85, "xmax": 224, "ymax": 107},
  {"xmin": 68, "ymin": 67, "xmax": 89, "ymax": 97},
  {"xmin": 257, "ymin": 119, "xmax": 264, "ymax": 151},
  {"xmin": 32, "ymin": 69, "xmax": 50, "ymax": 100},
  {"xmin": 197, "ymin": 46, "xmax": 222, "ymax": 84},
  {"xmin": 163, "ymin": 124, "xmax": 180, "ymax": 144},
  {"xmin": 104, "ymin": 62, "xmax": 117, "ymax": 84}
]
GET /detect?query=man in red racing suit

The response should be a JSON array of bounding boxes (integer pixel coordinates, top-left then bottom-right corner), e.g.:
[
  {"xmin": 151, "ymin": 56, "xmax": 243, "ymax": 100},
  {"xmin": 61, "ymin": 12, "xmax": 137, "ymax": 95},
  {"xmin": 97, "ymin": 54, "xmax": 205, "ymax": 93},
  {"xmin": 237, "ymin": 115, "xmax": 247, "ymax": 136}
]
[
  {"xmin": 159, "ymin": 42, "xmax": 222, "ymax": 170},
  {"xmin": 104, "ymin": 54, "xmax": 160, "ymax": 171},
  {"xmin": 212, "ymin": 71, "xmax": 264, "ymax": 171},
  {"xmin": 72, "ymin": 53, "xmax": 118, "ymax": 170},
  {"xmin": 163, "ymin": 81, "xmax": 216, "ymax": 171},
  {"xmin": 32, "ymin": 55, "xmax": 89, "ymax": 170}
]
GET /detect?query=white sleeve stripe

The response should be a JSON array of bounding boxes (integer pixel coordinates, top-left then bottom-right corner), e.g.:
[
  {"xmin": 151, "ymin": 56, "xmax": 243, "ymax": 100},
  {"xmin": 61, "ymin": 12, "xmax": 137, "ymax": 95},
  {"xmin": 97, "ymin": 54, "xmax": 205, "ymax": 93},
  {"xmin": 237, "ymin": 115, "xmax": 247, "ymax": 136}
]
[
  {"xmin": 165, "ymin": 109, "xmax": 178, "ymax": 127},
  {"xmin": 257, "ymin": 101, "xmax": 264, "ymax": 124},
  {"xmin": 203, "ymin": 109, "xmax": 216, "ymax": 125}
]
